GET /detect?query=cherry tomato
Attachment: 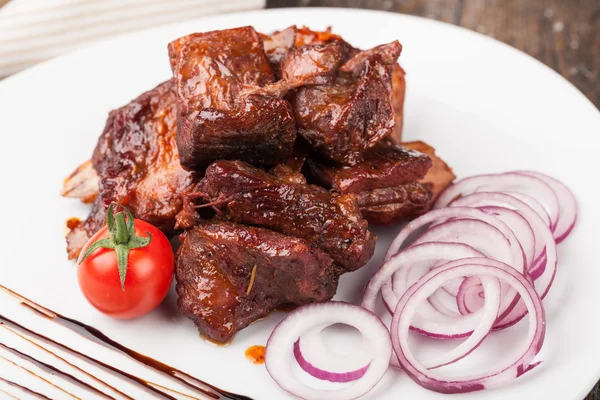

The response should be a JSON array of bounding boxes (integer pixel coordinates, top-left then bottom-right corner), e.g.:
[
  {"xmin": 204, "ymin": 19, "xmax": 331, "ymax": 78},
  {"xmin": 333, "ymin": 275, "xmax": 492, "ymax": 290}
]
[{"xmin": 77, "ymin": 204, "xmax": 174, "ymax": 320}]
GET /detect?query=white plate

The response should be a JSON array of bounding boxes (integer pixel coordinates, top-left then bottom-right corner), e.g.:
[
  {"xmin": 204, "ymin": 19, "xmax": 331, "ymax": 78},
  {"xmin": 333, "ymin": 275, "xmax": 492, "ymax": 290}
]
[{"xmin": 0, "ymin": 7, "xmax": 598, "ymax": 400}]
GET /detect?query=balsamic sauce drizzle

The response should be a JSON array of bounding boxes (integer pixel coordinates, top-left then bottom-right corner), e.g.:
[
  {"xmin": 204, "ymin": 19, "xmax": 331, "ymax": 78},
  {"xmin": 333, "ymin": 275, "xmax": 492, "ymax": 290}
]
[
  {"xmin": 0, "ymin": 340, "xmax": 111, "ymax": 399},
  {"xmin": 0, "ymin": 284, "xmax": 254, "ymax": 400},
  {"xmin": 1, "ymin": 323, "xmax": 132, "ymax": 400},
  {"xmin": 0, "ymin": 314, "xmax": 178, "ymax": 400},
  {"xmin": 0, "ymin": 375, "xmax": 52, "ymax": 399},
  {"xmin": 0, "ymin": 354, "xmax": 77, "ymax": 398}
]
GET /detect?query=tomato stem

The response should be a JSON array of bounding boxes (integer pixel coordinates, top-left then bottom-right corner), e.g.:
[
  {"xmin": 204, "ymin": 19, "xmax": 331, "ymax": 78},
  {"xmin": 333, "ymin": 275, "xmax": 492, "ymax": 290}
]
[
  {"xmin": 114, "ymin": 213, "xmax": 129, "ymax": 244},
  {"xmin": 79, "ymin": 203, "xmax": 152, "ymax": 290}
]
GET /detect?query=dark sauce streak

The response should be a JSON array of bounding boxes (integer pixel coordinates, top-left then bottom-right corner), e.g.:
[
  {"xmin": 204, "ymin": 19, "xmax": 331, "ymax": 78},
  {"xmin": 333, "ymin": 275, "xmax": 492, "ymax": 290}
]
[
  {"xmin": 1, "ymin": 324, "xmax": 133, "ymax": 400},
  {"xmin": 0, "ymin": 375, "xmax": 52, "ymax": 399},
  {"xmin": 0, "ymin": 340, "xmax": 112, "ymax": 399},
  {"xmin": 0, "ymin": 314, "xmax": 177, "ymax": 400},
  {"xmin": 53, "ymin": 314, "xmax": 252, "ymax": 400},
  {"xmin": 0, "ymin": 284, "xmax": 253, "ymax": 400}
]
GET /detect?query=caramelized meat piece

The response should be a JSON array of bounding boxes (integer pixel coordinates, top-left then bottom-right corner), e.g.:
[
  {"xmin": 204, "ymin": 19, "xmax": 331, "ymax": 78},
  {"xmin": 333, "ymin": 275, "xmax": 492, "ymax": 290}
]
[
  {"xmin": 66, "ymin": 198, "xmax": 106, "ymax": 259},
  {"xmin": 61, "ymin": 160, "xmax": 99, "ymax": 204},
  {"xmin": 402, "ymin": 141, "xmax": 456, "ymax": 201},
  {"xmin": 176, "ymin": 221, "xmax": 338, "ymax": 343},
  {"xmin": 305, "ymin": 139, "xmax": 432, "ymax": 194},
  {"xmin": 339, "ymin": 42, "xmax": 402, "ymax": 77},
  {"xmin": 292, "ymin": 41, "xmax": 401, "ymax": 165},
  {"xmin": 305, "ymin": 139, "xmax": 434, "ymax": 225},
  {"xmin": 356, "ymin": 183, "xmax": 433, "ymax": 225},
  {"xmin": 92, "ymin": 79, "xmax": 196, "ymax": 231},
  {"xmin": 169, "ymin": 26, "xmax": 296, "ymax": 170},
  {"xmin": 390, "ymin": 64, "xmax": 406, "ymax": 142},
  {"xmin": 280, "ymin": 41, "xmax": 344, "ymax": 85},
  {"xmin": 263, "ymin": 26, "xmax": 352, "ymax": 75},
  {"xmin": 243, "ymin": 41, "xmax": 345, "ymax": 98},
  {"xmin": 263, "ymin": 26, "xmax": 405, "ymax": 145},
  {"xmin": 262, "ymin": 26, "xmax": 297, "ymax": 72},
  {"xmin": 191, "ymin": 160, "xmax": 375, "ymax": 272},
  {"xmin": 64, "ymin": 80, "xmax": 196, "ymax": 259}
]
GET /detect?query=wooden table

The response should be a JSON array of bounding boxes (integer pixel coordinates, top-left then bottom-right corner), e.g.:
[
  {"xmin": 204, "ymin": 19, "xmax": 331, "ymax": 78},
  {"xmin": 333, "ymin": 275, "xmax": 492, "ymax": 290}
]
[{"xmin": 267, "ymin": 0, "xmax": 600, "ymax": 398}]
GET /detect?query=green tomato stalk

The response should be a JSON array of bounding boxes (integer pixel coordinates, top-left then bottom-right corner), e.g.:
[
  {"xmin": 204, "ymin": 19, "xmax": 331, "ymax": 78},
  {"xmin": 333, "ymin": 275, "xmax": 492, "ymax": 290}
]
[{"xmin": 79, "ymin": 203, "xmax": 152, "ymax": 290}]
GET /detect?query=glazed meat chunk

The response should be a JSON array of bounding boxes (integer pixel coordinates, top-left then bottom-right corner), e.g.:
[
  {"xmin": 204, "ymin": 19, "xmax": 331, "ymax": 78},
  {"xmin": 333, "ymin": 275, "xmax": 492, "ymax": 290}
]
[
  {"xmin": 243, "ymin": 41, "xmax": 345, "ymax": 98},
  {"xmin": 65, "ymin": 198, "xmax": 106, "ymax": 259},
  {"xmin": 168, "ymin": 26, "xmax": 296, "ymax": 170},
  {"xmin": 402, "ymin": 141, "xmax": 456, "ymax": 201},
  {"xmin": 176, "ymin": 221, "xmax": 339, "ymax": 343},
  {"xmin": 356, "ymin": 183, "xmax": 433, "ymax": 225},
  {"xmin": 305, "ymin": 139, "xmax": 435, "ymax": 225},
  {"xmin": 305, "ymin": 138, "xmax": 432, "ymax": 193},
  {"xmin": 291, "ymin": 41, "xmax": 402, "ymax": 165},
  {"xmin": 189, "ymin": 160, "xmax": 376, "ymax": 272},
  {"xmin": 64, "ymin": 80, "xmax": 197, "ymax": 259},
  {"xmin": 263, "ymin": 26, "xmax": 355, "ymax": 74},
  {"xmin": 263, "ymin": 26, "xmax": 406, "ymax": 149}
]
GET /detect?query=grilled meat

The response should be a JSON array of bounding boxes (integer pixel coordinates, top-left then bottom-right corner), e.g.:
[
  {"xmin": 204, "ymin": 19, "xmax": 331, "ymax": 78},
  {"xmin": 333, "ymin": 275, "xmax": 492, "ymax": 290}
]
[
  {"xmin": 305, "ymin": 138, "xmax": 432, "ymax": 193},
  {"xmin": 168, "ymin": 26, "xmax": 296, "ymax": 170},
  {"xmin": 402, "ymin": 141, "xmax": 456, "ymax": 201},
  {"xmin": 60, "ymin": 160, "xmax": 99, "ymax": 204},
  {"xmin": 64, "ymin": 80, "xmax": 196, "ymax": 259},
  {"xmin": 188, "ymin": 160, "xmax": 376, "ymax": 272},
  {"xmin": 263, "ymin": 26, "xmax": 406, "ymax": 145},
  {"xmin": 356, "ymin": 183, "xmax": 433, "ymax": 225},
  {"xmin": 292, "ymin": 41, "xmax": 401, "ymax": 165},
  {"xmin": 304, "ymin": 139, "xmax": 434, "ymax": 225},
  {"xmin": 176, "ymin": 221, "xmax": 338, "ymax": 343},
  {"xmin": 66, "ymin": 198, "xmax": 106, "ymax": 259}
]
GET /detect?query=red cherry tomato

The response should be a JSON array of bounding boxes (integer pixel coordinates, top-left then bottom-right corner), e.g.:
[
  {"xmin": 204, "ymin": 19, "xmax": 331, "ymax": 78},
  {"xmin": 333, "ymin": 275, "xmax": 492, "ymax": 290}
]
[{"xmin": 77, "ymin": 204, "xmax": 174, "ymax": 320}]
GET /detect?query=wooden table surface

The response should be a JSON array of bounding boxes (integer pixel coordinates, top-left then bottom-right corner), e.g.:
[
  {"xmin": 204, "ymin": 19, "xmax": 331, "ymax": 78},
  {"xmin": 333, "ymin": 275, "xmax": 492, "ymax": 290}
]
[{"xmin": 267, "ymin": 0, "xmax": 600, "ymax": 398}]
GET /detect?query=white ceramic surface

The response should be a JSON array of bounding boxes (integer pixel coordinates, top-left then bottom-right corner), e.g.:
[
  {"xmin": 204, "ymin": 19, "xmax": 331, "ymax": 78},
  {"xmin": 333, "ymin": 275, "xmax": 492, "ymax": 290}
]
[{"xmin": 0, "ymin": 7, "xmax": 598, "ymax": 400}]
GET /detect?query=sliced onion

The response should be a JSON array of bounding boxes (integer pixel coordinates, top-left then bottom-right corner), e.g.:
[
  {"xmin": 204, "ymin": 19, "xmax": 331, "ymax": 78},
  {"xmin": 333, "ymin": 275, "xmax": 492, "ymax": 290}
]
[
  {"xmin": 421, "ymin": 258, "xmax": 502, "ymax": 370},
  {"xmin": 391, "ymin": 258, "xmax": 545, "ymax": 393},
  {"xmin": 265, "ymin": 302, "xmax": 392, "ymax": 400},
  {"xmin": 456, "ymin": 276, "xmax": 482, "ymax": 315},
  {"xmin": 478, "ymin": 206, "xmax": 535, "ymax": 269},
  {"xmin": 385, "ymin": 207, "xmax": 523, "ymax": 270},
  {"xmin": 381, "ymin": 208, "xmax": 525, "ymax": 325},
  {"xmin": 294, "ymin": 326, "xmax": 371, "ymax": 383},
  {"xmin": 449, "ymin": 192, "xmax": 557, "ymax": 299},
  {"xmin": 501, "ymin": 191, "xmax": 552, "ymax": 228},
  {"xmin": 364, "ymin": 242, "xmax": 487, "ymax": 339},
  {"xmin": 411, "ymin": 218, "xmax": 518, "ymax": 267},
  {"xmin": 515, "ymin": 171, "xmax": 577, "ymax": 243},
  {"xmin": 434, "ymin": 173, "xmax": 560, "ymax": 231}
]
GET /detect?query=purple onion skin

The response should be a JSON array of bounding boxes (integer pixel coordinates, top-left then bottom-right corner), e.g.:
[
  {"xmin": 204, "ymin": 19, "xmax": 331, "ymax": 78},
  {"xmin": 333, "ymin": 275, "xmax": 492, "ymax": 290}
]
[{"xmin": 293, "ymin": 339, "xmax": 370, "ymax": 383}]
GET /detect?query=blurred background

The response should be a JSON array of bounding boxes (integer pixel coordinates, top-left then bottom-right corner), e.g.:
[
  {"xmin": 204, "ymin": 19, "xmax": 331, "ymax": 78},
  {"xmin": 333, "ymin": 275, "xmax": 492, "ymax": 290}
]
[{"xmin": 0, "ymin": 0, "xmax": 598, "ymax": 398}]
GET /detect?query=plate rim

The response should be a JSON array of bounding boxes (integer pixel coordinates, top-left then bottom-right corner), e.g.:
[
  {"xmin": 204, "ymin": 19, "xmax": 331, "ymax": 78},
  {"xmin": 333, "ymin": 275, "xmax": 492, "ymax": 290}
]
[{"xmin": 0, "ymin": 7, "xmax": 598, "ymax": 399}]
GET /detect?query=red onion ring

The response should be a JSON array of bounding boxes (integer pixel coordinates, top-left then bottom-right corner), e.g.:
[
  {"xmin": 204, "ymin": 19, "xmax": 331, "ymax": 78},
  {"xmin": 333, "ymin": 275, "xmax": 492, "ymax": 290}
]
[
  {"xmin": 479, "ymin": 206, "xmax": 535, "ymax": 269},
  {"xmin": 449, "ymin": 193, "xmax": 557, "ymax": 299},
  {"xmin": 515, "ymin": 171, "xmax": 577, "ymax": 243},
  {"xmin": 381, "ymin": 208, "xmax": 525, "ymax": 327},
  {"xmin": 265, "ymin": 302, "xmax": 392, "ymax": 400},
  {"xmin": 501, "ymin": 191, "xmax": 552, "ymax": 228},
  {"xmin": 294, "ymin": 326, "xmax": 371, "ymax": 383},
  {"xmin": 391, "ymin": 258, "xmax": 545, "ymax": 394},
  {"xmin": 364, "ymin": 242, "xmax": 488, "ymax": 339},
  {"xmin": 434, "ymin": 173, "xmax": 560, "ymax": 231}
]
